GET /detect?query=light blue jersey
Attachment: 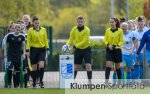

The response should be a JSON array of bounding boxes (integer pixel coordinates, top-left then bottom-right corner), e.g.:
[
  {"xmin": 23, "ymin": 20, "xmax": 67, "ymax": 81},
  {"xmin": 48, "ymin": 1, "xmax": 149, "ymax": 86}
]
[{"xmin": 134, "ymin": 27, "xmax": 148, "ymax": 53}]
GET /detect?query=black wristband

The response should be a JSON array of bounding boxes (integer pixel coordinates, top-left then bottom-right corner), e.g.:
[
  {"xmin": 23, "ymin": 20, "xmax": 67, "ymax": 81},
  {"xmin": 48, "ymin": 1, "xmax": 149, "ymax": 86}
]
[
  {"xmin": 26, "ymin": 49, "xmax": 29, "ymax": 52},
  {"xmin": 46, "ymin": 48, "xmax": 49, "ymax": 51},
  {"xmin": 73, "ymin": 46, "xmax": 76, "ymax": 49},
  {"xmin": 107, "ymin": 43, "xmax": 109, "ymax": 47}
]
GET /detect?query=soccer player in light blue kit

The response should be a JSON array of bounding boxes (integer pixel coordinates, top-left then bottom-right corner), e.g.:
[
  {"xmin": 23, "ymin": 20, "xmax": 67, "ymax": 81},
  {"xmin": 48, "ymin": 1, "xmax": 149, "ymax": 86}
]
[
  {"xmin": 127, "ymin": 20, "xmax": 137, "ymax": 80},
  {"xmin": 121, "ymin": 22, "xmax": 137, "ymax": 83},
  {"xmin": 134, "ymin": 17, "xmax": 149, "ymax": 79}
]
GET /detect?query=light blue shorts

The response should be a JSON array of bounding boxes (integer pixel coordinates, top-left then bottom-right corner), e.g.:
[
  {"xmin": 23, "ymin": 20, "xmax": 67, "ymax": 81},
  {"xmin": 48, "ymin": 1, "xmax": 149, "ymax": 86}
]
[
  {"xmin": 122, "ymin": 54, "xmax": 133, "ymax": 67},
  {"xmin": 133, "ymin": 51, "xmax": 137, "ymax": 63},
  {"xmin": 135, "ymin": 53, "xmax": 143, "ymax": 64}
]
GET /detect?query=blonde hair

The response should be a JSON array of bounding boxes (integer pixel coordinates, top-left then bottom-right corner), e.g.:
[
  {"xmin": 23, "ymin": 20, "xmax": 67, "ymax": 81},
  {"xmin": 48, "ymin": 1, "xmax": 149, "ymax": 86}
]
[
  {"xmin": 23, "ymin": 14, "xmax": 30, "ymax": 21},
  {"xmin": 121, "ymin": 22, "xmax": 128, "ymax": 28},
  {"xmin": 15, "ymin": 24, "xmax": 21, "ymax": 29},
  {"xmin": 128, "ymin": 20, "xmax": 134, "ymax": 24}
]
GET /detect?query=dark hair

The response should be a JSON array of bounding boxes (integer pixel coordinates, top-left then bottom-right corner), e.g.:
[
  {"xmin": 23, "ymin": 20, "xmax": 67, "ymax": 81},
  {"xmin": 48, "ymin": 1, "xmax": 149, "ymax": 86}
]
[
  {"xmin": 137, "ymin": 16, "xmax": 143, "ymax": 22},
  {"xmin": 111, "ymin": 17, "xmax": 120, "ymax": 28},
  {"xmin": 8, "ymin": 22, "xmax": 14, "ymax": 32},
  {"xmin": 120, "ymin": 17, "xmax": 126, "ymax": 23},
  {"xmin": 26, "ymin": 22, "xmax": 33, "ymax": 30},
  {"xmin": 32, "ymin": 16, "xmax": 39, "ymax": 22},
  {"xmin": 77, "ymin": 16, "xmax": 84, "ymax": 21},
  {"xmin": 17, "ymin": 19, "xmax": 24, "ymax": 24}
]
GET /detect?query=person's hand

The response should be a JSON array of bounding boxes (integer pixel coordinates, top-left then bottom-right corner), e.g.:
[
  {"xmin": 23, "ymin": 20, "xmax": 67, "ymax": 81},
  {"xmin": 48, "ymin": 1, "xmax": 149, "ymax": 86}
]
[
  {"xmin": 26, "ymin": 52, "xmax": 30, "ymax": 58},
  {"xmin": 108, "ymin": 44, "xmax": 113, "ymax": 50},
  {"xmin": 115, "ymin": 45, "xmax": 120, "ymax": 49},
  {"xmin": 47, "ymin": 50, "xmax": 50, "ymax": 55},
  {"xmin": 4, "ymin": 53, "xmax": 7, "ymax": 58},
  {"xmin": 45, "ymin": 50, "xmax": 50, "ymax": 60},
  {"xmin": 136, "ymin": 54, "xmax": 139, "ymax": 59},
  {"xmin": 129, "ymin": 51, "xmax": 133, "ymax": 55},
  {"xmin": 22, "ymin": 53, "xmax": 26, "ymax": 60}
]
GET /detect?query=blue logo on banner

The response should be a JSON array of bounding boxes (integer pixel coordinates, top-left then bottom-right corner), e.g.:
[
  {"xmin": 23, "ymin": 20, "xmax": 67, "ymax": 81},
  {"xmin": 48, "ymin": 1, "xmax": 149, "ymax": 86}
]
[{"xmin": 61, "ymin": 64, "xmax": 73, "ymax": 79}]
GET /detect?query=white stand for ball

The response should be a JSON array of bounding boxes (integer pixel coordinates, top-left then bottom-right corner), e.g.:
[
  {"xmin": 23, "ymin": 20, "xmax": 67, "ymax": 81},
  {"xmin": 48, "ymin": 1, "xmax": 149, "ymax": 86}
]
[{"xmin": 59, "ymin": 55, "xmax": 74, "ymax": 88}]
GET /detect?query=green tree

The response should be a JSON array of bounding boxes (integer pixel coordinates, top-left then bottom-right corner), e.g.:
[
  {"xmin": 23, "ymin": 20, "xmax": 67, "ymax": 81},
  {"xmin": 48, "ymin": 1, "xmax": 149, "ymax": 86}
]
[
  {"xmin": 51, "ymin": 7, "xmax": 88, "ymax": 38},
  {"xmin": 129, "ymin": 0, "xmax": 144, "ymax": 19},
  {"xmin": 0, "ymin": 0, "xmax": 146, "ymax": 38},
  {"xmin": 86, "ymin": 0, "xmax": 110, "ymax": 36},
  {"xmin": 115, "ymin": 0, "xmax": 126, "ymax": 16},
  {"xmin": 50, "ymin": 0, "xmax": 91, "ymax": 8}
]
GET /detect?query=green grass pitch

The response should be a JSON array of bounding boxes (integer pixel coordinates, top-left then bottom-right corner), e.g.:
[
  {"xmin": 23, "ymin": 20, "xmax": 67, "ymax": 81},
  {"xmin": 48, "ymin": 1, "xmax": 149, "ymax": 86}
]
[
  {"xmin": 0, "ymin": 88, "xmax": 65, "ymax": 94},
  {"xmin": 0, "ymin": 87, "xmax": 150, "ymax": 94}
]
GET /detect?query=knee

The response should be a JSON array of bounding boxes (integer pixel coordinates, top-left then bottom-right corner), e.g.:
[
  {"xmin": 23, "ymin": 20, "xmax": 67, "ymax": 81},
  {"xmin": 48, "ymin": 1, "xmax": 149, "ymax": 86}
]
[
  {"xmin": 126, "ymin": 67, "xmax": 131, "ymax": 72},
  {"xmin": 39, "ymin": 61, "xmax": 45, "ymax": 68},
  {"xmin": 32, "ymin": 64, "xmax": 37, "ymax": 71},
  {"xmin": 106, "ymin": 61, "xmax": 113, "ymax": 68},
  {"xmin": 86, "ymin": 64, "xmax": 92, "ymax": 71},
  {"xmin": 39, "ymin": 64, "xmax": 44, "ymax": 69},
  {"xmin": 74, "ymin": 65, "xmax": 80, "ymax": 71},
  {"xmin": 116, "ymin": 63, "xmax": 121, "ymax": 69}
]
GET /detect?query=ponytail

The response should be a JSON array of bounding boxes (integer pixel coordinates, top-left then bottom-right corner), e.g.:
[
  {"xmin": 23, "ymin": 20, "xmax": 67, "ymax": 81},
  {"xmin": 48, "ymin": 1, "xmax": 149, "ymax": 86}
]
[{"xmin": 111, "ymin": 18, "xmax": 120, "ymax": 28}]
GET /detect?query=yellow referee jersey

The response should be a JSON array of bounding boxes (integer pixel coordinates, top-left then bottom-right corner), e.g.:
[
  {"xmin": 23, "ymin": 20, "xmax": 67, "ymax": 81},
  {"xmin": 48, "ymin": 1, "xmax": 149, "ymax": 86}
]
[
  {"xmin": 26, "ymin": 27, "xmax": 49, "ymax": 50},
  {"xmin": 67, "ymin": 26, "xmax": 90, "ymax": 49},
  {"xmin": 104, "ymin": 28, "xmax": 124, "ymax": 48}
]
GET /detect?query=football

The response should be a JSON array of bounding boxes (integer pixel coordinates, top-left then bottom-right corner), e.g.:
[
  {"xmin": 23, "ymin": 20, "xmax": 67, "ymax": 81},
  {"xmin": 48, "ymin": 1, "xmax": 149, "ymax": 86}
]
[{"xmin": 62, "ymin": 45, "xmax": 71, "ymax": 53}]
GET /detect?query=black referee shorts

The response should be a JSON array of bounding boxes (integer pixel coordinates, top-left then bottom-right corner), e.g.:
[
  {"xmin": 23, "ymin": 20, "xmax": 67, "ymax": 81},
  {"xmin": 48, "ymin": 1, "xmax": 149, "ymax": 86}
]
[
  {"xmin": 30, "ymin": 47, "xmax": 46, "ymax": 65},
  {"xmin": 106, "ymin": 47, "xmax": 122, "ymax": 63},
  {"xmin": 74, "ymin": 47, "xmax": 91, "ymax": 65}
]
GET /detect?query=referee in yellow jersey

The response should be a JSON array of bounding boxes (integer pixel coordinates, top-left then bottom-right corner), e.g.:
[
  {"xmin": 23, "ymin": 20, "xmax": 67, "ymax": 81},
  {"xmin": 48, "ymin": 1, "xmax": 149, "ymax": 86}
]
[
  {"xmin": 66, "ymin": 16, "xmax": 92, "ymax": 83},
  {"xmin": 26, "ymin": 16, "xmax": 49, "ymax": 88},
  {"xmin": 104, "ymin": 18, "xmax": 124, "ymax": 84}
]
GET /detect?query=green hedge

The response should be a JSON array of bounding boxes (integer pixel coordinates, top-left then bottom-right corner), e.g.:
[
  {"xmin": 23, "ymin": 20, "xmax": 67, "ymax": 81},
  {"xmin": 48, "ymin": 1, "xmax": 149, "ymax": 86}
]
[{"xmin": 91, "ymin": 40, "xmax": 106, "ymax": 70}]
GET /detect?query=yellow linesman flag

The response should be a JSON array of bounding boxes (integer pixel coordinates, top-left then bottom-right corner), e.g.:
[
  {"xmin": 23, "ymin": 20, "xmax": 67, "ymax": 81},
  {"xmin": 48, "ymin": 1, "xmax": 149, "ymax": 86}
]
[{"xmin": 28, "ymin": 58, "xmax": 32, "ymax": 71}]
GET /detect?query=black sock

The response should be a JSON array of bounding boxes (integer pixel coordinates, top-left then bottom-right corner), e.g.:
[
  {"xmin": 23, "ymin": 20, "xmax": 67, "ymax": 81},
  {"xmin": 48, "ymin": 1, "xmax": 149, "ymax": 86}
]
[
  {"xmin": 116, "ymin": 68, "xmax": 121, "ymax": 79},
  {"xmin": 36, "ymin": 69, "xmax": 40, "ymax": 83},
  {"xmin": 105, "ymin": 67, "xmax": 111, "ymax": 79},
  {"xmin": 13, "ymin": 73, "xmax": 16, "ymax": 87},
  {"xmin": 39, "ymin": 68, "xmax": 44, "ymax": 83},
  {"xmin": 28, "ymin": 70, "xmax": 31, "ymax": 80},
  {"xmin": 24, "ymin": 73, "xmax": 28, "ymax": 87},
  {"xmin": 27, "ymin": 69, "xmax": 30, "ymax": 81},
  {"xmin": 26, "ymin": 69, "xmax": 29, "ymax": 81},
  {"xmin": 74, "ymin": 71, "xmax": 77, "ymax": 79},
  {"xmin": 8, "ymin": 70, "xmax": 12, "ymax": 84},
  {"xmin": 31, "ymin": 71, "xmax": 37, "ymax": 85},
  {"xmin": 87, "ymin": 71, "xmax": 92, "ymax": 79},
  {"xmin": 16, "ymin": 71, "xmax": 20, "ymax": 87}
]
